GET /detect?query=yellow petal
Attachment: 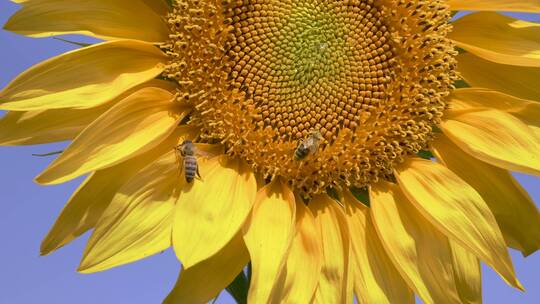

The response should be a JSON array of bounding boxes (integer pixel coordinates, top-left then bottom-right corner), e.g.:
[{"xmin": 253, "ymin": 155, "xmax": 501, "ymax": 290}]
[
  {"xmin": 370, "ymin": 181, "xmax": 461, "ymax": 304},
  {"xmin": 4, "ymin": 0, "xmax": 169, "ymax": 42},
  {"xmin": 275, "ymin": 198, "xmax": 322, "ymax": 304},
  {"xmin": 449, "ymin": 88, "xmax": 540, "ymax": 114},
  {"xmin": 433, "ymin": 135, "xmax": 540, "ymax": 256},
  {"xmin": 449, "ymin": 88, "xmax": 540, "ymax": 135},
  {"xmin": 164, "ymin": 232, "xmax": 249, "ymax": 304},
  {"xmin": 441, "ymin": 109, "xmax": 540, "ymax": 176},
  {"xmin": 309, "ymin": 194, "xmax": 351, "ymax": 304},
  {"xmin": 450, "ymin": 241, "xmax": 482, "ymax": 304},
  {"xmin": 450, "ymin": 12, "xmax": 540, "ymax": 67},
  {"xmin": 173, "ymin": 156, "xmax": 257, "ymax": 268},
  {"xmin": 345, "ymin": 248, "xmax": 354, "ymax": 304},
  {"xmin": 0, "ymin": 40, "xmax": 167, "ymax": 111},
  {"xmin": 457, "ymin": 53, "xmax": 540, "ymax": 101},
  {"xmin": 7, "ymin": 0, "xmax": 171, "ymax": 14},
  {"xmin": 531, "ymin": 126, "xmax": 540, "ymax": 142},
  {"xmin": 242, "ymin": 179, "xmax": 296, "ymax": 304},
  {"xmin": 0, "ymin": 107, "xmax": 104, "ymax": 145},
  {"xmin": 140, "ymin": 0, "xmax": 170, "ymax": 15},
  {"xmin": 0, "ymin": 79, "xmax": 177, "ymax": 146},
  {"xmin": 343, "ymin": 190, "xmax": 414, "ymax": 304},
  {"xmin": 41, "ymin": 172, "xmax": 127, "ymax": 256},
  {"xmin": 395, "ymin": 159, "xmax": 522, "ymax": 289},
  {"xmin": 78, "ymin": 151, "xmax": 181, "ymax": 273},
  {"xmin": 35, "ymin": 87, "xmax": 187, "ymax": 185},
  {"xmin": 40, "ymin": 125, "xmax": 198, "ymax": 255},
  {"xmin": 448, "ymin": 0, "xmax": 540, "ymax": 12}
]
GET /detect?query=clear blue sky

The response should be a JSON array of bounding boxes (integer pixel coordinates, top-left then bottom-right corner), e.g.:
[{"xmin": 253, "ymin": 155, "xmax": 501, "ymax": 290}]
[{"xmin": 0, "ymin": 2, "xmax": 538, "ymax": 303}]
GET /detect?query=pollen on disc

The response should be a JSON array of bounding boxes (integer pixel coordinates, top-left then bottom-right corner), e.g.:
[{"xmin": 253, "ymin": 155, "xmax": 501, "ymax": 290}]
[{"xmin": 163, "ymin": 0, "xmax": 457, "ymax": 196}]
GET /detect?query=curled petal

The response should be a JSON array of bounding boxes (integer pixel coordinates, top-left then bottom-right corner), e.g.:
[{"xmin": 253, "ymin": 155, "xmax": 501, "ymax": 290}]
[
  {"xmin": 395, "ymin": 159, "xmax": 522, "ymax": 289},
  {"xmin": 78, "ymin": 151, "xmax": 181, "ymax": 273},
  {"xmin": 433, "ymin": 135, "xmax": 540, "ymax": 256},
  {"xmin": 442, "ymin": 109, "xmax": 540, "ymax": 176},
  {"xmin": 343, "ymin": 190, "xmax": 414, "ymax": 304},
  {"xmin": 371, "ymin": 181, "xmax": 461, "ymax": 304}
]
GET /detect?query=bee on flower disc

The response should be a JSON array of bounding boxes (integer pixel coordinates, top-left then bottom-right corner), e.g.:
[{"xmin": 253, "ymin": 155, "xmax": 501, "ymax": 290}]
[{"xmin": 294, "ymin": 130, "xmax": 323, "ymax": 161}]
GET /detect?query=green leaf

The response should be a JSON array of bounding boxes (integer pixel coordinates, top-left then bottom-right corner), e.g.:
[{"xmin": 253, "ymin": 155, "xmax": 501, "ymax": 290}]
[
  {"xmin": 326, "ymin": 187, "xmax": 340, "ymax": 201},
  {"xmin": 454, "ymin": 79, "xmax": 470, "ymax": 88},
  {"xmin": 456, "ymin": 46, "xmax": 466, "ymax": 54},
  {"xmin": 417, "ymin": 150, "xmax": 434, "ymax": 160},
  {"xmin": 350, "ymin": 187, "xmax": 370, "ymax": 206},
  {"xmin": 432, "ymin": 125, "xmax": 443, "ymax": 133},
  {"xmin": 210, "ymin": 293, "xmax": 220, "ymax": 304},
  {"xmin": 247, "ymin": 262, "xmax": 252, "ymax": 285},
  {"xmin": 226, "ymin": 269, "xmax": 249, "ymax": 304}
]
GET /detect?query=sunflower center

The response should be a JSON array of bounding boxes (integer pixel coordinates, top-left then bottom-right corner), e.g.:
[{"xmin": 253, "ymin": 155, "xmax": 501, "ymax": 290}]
[
  {"xmin": 163, "ymin": 0, "xmax": 456, "ymax": 195},
  {"xmin": 281, "ymin": 8, "xmax": 338, "ymax": 85},
  {"xmin": 226, "ymin": 0, "xmax": 394, "ymax": 140}
]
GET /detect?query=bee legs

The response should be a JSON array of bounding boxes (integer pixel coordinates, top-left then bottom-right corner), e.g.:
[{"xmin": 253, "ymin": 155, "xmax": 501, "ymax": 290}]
[
  {"xmin": 175, "ymin": 148, "xmax": 185, "ymax": 179},
  {"xmin": 195, "ymin": 166, "xmax": 202, "ymax": 181}
]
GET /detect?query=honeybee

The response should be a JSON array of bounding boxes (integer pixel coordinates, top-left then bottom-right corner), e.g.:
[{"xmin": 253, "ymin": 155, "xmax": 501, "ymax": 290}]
[
  {"xmin": 294, "ymin": 130, "xmax": 323, "ymax": 160},
  {"xmin": 176, "ymin": 140, "xmax": 202, "ymax": 183}
]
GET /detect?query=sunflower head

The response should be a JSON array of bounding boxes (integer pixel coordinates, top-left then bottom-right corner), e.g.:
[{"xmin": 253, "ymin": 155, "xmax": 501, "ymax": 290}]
[
  {"xmin": 2, "ymin": 0, "xmax": 539, "ymax": 303},
  {"xmin": 163, "ymin": 0, "xmax": 457, "ymax": 196}
]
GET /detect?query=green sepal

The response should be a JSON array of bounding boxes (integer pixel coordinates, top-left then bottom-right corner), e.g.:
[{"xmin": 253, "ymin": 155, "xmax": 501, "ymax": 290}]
[
  {"xmin": 350, "ymin": 187, "xmax": 370, "ymax": 207},
  {"xmin": 454, "ymin": 79, "xmax": 470, "ymax": 88},
  {"xmin": 417, "ymin": 150, "xmax": 434, "ymax": 160},
  {"xmin": 226, "ymin": 267, "xmax": 250, "ymax": 304}
]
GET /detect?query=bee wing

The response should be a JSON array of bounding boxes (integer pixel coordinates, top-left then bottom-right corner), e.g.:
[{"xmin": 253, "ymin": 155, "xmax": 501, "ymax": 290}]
[
  {"xmin": 194, "ymin": 143, "xmax": 224, "ymax": 159},
  {"xmin": 194, "ymin": 149, "xmax": 213, "ymax": 158},
  {"xmin": 307, "ymin": 138, "xmax": 320, "ymax": 154}
]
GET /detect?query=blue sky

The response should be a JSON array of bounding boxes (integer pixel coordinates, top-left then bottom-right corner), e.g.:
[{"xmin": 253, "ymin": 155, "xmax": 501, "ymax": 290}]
[{"xmin": 0, "ymin": 1, "xmax": 538, "ymax": 303}]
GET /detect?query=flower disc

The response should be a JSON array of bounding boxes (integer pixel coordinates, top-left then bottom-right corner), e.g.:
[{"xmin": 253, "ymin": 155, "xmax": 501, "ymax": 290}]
[{"xmin": 164, "ymin": 0, "xmax": 457, "ymax": 195}]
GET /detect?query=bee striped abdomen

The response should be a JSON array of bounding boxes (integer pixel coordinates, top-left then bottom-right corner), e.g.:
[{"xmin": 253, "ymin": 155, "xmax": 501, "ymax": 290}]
[
  {"xmin": 184, "ymin": 156, "xmax": 198, "ymax": 182},
  {"xmin": 294, "ymin": 144, "xmax": 309, "ymax": 160}
]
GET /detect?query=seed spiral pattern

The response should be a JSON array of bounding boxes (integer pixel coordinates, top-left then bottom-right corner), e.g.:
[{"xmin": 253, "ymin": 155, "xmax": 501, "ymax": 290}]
[
  {"xmin": 227, "ymin": 0, "xmax": 394, "ymax": 141},
  {"xmin": 163, "ymin": 0, "xmax": 457, "ymax": 196}
]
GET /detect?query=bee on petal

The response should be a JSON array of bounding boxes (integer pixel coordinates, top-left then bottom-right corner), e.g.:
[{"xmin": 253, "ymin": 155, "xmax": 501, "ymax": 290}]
[{"xmin": 176, "ymin": 140, "xmax": 202, "ymax": 183}]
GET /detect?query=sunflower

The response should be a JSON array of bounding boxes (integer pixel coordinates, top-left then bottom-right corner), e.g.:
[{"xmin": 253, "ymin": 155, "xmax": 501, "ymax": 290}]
[{"xmin": 1, "ymin": 0, "xmax": 540, "ymax": 303}]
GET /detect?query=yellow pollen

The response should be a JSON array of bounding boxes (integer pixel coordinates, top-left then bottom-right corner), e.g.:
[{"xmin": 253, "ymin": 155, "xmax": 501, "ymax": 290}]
[{"xmin": 163, "ymin": 0, "xmax": 457, "ymax": 196}]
